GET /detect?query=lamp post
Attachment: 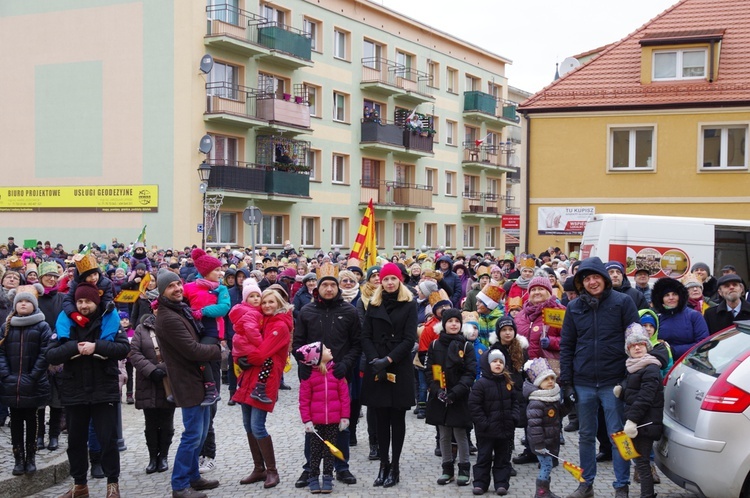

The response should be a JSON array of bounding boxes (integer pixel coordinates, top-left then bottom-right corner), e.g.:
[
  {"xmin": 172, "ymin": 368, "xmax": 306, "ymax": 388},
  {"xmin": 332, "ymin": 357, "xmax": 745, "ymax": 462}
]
[{"xmin": 197, "ymin": 161, "xmax": 212, "ymax": 250}]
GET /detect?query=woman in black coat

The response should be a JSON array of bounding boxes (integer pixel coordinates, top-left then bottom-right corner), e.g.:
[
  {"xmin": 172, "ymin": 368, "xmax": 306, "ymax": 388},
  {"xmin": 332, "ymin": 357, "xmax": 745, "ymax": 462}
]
[{"xmin": 361, "ymin": 263, "xmax": 417, "ymax": 488}]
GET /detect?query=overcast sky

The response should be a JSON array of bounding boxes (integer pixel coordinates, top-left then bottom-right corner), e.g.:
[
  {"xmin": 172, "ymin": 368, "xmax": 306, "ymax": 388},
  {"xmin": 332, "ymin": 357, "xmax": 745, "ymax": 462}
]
[{"xmin": 376, "ymin": 0, "xmax": 679, "ymax": 93}]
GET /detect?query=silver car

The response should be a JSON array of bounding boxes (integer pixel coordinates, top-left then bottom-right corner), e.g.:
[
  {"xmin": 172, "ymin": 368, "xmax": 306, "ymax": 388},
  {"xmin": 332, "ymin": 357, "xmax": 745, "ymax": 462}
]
[{"xmin": 656, "ymin": 321, "xmax": 750, "ymax": 498}]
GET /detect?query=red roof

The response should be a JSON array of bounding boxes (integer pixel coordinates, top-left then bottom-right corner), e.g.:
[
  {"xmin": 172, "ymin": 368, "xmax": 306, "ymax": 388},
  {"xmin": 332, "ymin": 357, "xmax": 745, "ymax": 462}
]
[{"xmin": 519, "ymin": 0, "xmax": 750, "ymax": 112}]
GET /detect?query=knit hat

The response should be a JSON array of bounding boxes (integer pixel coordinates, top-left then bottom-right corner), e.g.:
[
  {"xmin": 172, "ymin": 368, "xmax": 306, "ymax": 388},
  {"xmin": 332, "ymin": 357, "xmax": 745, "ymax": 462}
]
[
  {"xmin": 525, "ymin": 358, "xmax": 556, "ymax": 386},
  {"xmin": 487, "ymin": 349, "xmax": 506, "ymax": 366},
  {"xmin": 191, "ymin": 248, "xmax": 221, "ymax": 277},
  {"xmin": 157, "ymin": 268, "xmax": 181, "ymax": 296},
  {"xmin": 441, "ymin": 308, "xmax": 463, "ymax": 332},
  {"xmin": 118, "ymin": 311, "xmax": 129, "ymax": 320},
  {"xmin": 75, "ymin": 283, "xmax": 101, "ymax": 305},
  {"xmin": 625, "ymin": 322, "xmax": 652, "ymax": 354},
  {"xmin": 135, "ymin": 263, "xmax": 147, "ymax": 271},
  {"xmin": 605, "ymin": 261, "xmax": 625, "ymax": 275},
  {"xmin": 639, "ymin": 313, "xmax": 657, "ymax": 329},
  {"xmin": 477, "ymin": 283, "xmax": 504, "ymax": 310},
  {"xmin": 495, "ymin": 315, "xmax": 517, "ymax": 337},
  {"xmin": 366, "ymin": 266, "xmax": 381, "ymax": 281},
  {"xmin": 242, "ymin": 278, "xmax": 262, "ymax": 303},
  {"xmin": 295, "ymin": 341, "xmax": 322, "ymax": 366},
  {"xmin": 528, "ymin": 275, "xmax": 554, "ymax": 295},
  {"xmin": 681, "ymin": 272, "xmax": 703, "ymax": 289},
  {"xmin": 10, "ymin": 283, "xmax": 44, "ymax": 312},
  {"xmin": 25, "ymin": 263, "xmax": 38, "ymax": 276},
  {"xmin": 380, "ymin": 263, "xmax": 403, "ymax": 282},
  {"xmin": 39, "ymin": 261, "xmax": 60, "ymax": 277},
  {"xmin": 691, "ymin": 262, "xmax": 711, "ymax": 275},
  {"xmin": 418, "ymin": 280, "xmax": 438, "ymax": 297},
  {"xmin": 279, "ymin": 267, "xmax": 297, "ymax": 281},
  {"xmin": 562, "ymin": 276, "xmax": 576, "ymax": 292},
  {"xmin": 302, "ymin": 272, "xmax": 317, "ymax": 284}
]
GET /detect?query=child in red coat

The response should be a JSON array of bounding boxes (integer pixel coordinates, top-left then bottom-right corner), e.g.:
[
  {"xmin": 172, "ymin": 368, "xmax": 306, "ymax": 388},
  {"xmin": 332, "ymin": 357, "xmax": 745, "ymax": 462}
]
[{"xmin": 296, "ymin": 341, "xmax": 351, "ymax": 494}]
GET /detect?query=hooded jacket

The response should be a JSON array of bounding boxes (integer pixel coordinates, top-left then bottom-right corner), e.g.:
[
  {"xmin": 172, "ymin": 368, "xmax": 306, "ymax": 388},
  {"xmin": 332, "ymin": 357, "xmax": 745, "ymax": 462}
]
[
  {"xmin": 651, "ymin": 278, "xmax": 709, "ymax": 359},
  {"xmin": 468, "ymin": 351, "xmax": 519, "ymax": 439},
  {"xmin": 614, "ymin": 274, "xmax": 650, "ymax": 310},
  {"xmin": 298, "ymin": 361, "xmax": 351, "ymax": 425},
  {"xmin": 524, "ymin": 380, "xmax": 565, "ymax": 456},
  {"xmin": 424, "ymin": 331, "xmax": 476, "ymax": 428},
  {"xmin": 437, "ymin": 255, "xmax": 462, "ymax": 307},
  {"xmin": 639, "ymin": 308, "xmax": 673, "ymax": 375},
  {"xmin": 559, "ymin": 257, "xmax": 639, "ymax": 387},
  {"xmin": 0, "ymin": 310, "xmax": 51, "ymax": 408}
]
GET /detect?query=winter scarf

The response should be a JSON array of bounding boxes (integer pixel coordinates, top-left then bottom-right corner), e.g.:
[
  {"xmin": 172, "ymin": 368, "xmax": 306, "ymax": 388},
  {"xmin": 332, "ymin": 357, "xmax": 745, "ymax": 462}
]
[
  {"xmin": 158, "ymin": 296, "xmax": 203, "ymax": 336},
  {"xmin": 144, "ymin": 288, "xmax": 159, "ymax": 301},
  {"xmin": 515, "ymin": 274, "xmax": 532, "ymax": 289},
  {"xmin": 528, "ymin": 383, "xmax": 561, "ymax": 403},
  {"xmin": 522, "ymin": 295, "xmax": 558, "ymax": 322},
  {"xmin": 626, "ymin": 354, "xmax": 662, "ymax": 373},
  {"xmin": 197, "ymin": 278, "xmax": 220, "ymax": 291},
  {"xmin": 381, "ymin": 288, "xmax": 401, "ymax": 314},
  {"xmin": 9, "ymin": 310, "xmax": 45, "ymax": 327},
  {"xmin": 341, "ymin": 286, "xmax": 359, "ymax": 303},
  {"xmin": 687, "ymin": 297, "xmax": 704, "ymax": 313}
]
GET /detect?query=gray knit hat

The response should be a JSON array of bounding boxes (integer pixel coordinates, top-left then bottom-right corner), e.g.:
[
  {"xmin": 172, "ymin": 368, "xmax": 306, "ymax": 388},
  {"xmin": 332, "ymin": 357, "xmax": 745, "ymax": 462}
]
[
  {"xmin": 157, "ymin": 268, "xmax": 181, "ymax": 296},
  {"xmin": 9, "ymin": 283, "xmax": 44, "ymax": 313}
]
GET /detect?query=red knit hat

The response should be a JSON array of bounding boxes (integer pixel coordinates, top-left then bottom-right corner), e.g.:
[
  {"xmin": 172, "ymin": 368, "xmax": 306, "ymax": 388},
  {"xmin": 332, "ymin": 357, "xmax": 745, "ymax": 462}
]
[
  {"xmin": 380, "ymin": 262, "xmax": 403, "ymax": 282},
  {"xmin": 75, "ymin": 283, "xmax": 101, "ymax": 305},
  {"xmin": 191, "ymin": 248, "xmax": 221, "ymax": 277}
]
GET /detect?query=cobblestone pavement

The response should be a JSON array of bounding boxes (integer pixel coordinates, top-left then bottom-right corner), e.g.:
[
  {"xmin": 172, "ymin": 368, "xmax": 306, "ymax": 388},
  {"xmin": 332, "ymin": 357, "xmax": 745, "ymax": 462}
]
[{"xmin": 2, "ymin": 365, "xmax": 698, "ymax": 497}]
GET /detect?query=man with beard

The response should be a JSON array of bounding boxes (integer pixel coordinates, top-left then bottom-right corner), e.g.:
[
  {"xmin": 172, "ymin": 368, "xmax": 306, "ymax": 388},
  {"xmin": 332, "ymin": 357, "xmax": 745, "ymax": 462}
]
[{"xmin": 704, "ymin": 273, "xmax": 750, "ymax": 334}]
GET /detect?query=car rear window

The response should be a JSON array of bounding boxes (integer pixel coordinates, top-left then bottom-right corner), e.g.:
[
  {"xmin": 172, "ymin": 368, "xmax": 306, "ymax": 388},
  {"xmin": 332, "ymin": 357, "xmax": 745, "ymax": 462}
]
[{"xmin": 682, "ymin": 327, "xmax": 750, "ymax": 378}]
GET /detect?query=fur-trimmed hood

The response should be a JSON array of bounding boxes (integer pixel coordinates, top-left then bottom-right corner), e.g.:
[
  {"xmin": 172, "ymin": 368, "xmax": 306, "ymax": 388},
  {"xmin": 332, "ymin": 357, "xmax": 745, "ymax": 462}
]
[
  {"xmin": 652, "ymin": 277, "xmax": 688, "ymax": 315},
  {"xmin": 488, "ymin": 331, "xmax": 529, "ymax": 350}
]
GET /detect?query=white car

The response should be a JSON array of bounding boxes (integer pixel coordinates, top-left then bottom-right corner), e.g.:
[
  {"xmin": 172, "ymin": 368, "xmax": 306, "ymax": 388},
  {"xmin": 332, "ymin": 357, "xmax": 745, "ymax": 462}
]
[{"xmin": 656, "ymin": 321, "xmax": 750, "ymax": 498}]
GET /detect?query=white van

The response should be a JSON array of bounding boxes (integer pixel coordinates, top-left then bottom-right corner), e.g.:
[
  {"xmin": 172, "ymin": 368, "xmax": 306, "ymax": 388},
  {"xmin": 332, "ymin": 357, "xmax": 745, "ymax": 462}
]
[{"xmin": 580, "ymin": 214, "xmax": 750, "ymax": 279}]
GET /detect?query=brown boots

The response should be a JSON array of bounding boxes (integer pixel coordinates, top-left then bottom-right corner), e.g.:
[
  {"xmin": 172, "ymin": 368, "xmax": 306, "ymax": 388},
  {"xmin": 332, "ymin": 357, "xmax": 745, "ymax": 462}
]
[
  {"xmin": 59, "ymin": 484, "xmax": 89, "ymax": 498},
  {"xmin": 257, "ymin": 435, "xmax": 279, "ymax": 488},
  {"xmin": 240, "ymin": 434, "xmax": 267, "ymax": 484},
  {"xmin": 106, "ymin": 483, "xmax": 120, "ymax": 498}
]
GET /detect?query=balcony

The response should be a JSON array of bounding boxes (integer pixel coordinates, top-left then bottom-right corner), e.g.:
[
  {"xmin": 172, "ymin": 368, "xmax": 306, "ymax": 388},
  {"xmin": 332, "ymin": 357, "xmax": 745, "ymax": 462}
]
[
  {"xmin": 204, "ymin": 5, "xmax": 270, "ymax": 58},
  {"xmin": 462, "ymin": 192, "xmax": 503, "ymax": 216},
  {"xmin": 257, "ymin": 22, "xmax": 313, "ymax": 68},
  {"xmin": 256, "ymin": 91, "xmax": 311, "ymax": 133},
  {"xmin": 463, "ymin": 91, "xmax": 520, "ymax": 127},
  {"xmin": 204, "ymin": 83, "xmax": 265, "ymax": 128},
  {"xmin": 507, "ymin": 167, "xmax": 521, "ymax": 184},
  {"xmin": 393, "ymin": 68, "xmax": 435, "ymax": 104},
  {"xmin": 206, "ymin": 161, "xmax": 310, "ymax": 198},
  {"xmin": 360, "ymin": 180, "xmax": 433, "ymax": 210},
  {"xmin": 403, "ymin": 130, "xmax": 434, "ymax": 156},
  {"xmin": 461, "ymin": 141, "xmax": 517, "ymax": 173},
  {"xmin": 359, "ymin": 59, "xmax": 435, "ymax": 103},
  {"xmin": 360, "ymin": 119, "xmax": 434, "ymax": 157}
]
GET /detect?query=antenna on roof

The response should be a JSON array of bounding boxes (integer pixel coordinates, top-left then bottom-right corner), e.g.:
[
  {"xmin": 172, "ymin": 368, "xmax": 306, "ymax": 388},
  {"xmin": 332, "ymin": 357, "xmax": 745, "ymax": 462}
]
[
  {"xmin": 554, "ymin": 63, "xmax": 560, "ymax": 81},
  {"xmin": 558, "ymin": 57, "xmax": 581, "ymax": 77}
]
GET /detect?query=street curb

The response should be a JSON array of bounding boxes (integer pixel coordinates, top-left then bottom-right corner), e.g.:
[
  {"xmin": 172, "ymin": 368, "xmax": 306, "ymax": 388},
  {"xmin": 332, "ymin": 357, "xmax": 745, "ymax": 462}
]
[{"xmin": 0, "ymin": 458, "xmax": 70, "ymax": 498}]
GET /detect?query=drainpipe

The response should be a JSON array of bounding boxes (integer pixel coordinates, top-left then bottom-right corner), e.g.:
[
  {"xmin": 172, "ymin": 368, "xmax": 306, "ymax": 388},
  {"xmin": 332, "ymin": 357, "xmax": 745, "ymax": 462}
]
[{"xmin": 522, "ymin": 111, "xmax": 530, "ymax": 251}]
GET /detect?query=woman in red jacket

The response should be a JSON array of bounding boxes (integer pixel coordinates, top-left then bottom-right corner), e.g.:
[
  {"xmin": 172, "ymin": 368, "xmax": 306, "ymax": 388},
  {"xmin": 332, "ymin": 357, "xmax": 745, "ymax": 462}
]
[{"xmin": 233, "ymin": 288, "xmax": 293, "ymax": 489}]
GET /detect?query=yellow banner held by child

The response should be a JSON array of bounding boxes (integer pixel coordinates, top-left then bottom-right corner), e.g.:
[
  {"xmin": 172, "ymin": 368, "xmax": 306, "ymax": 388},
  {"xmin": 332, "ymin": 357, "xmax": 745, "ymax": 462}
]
[
  {"xmin": 563, "ymin": 461, "xmax": 585, "ymax": 482},
  {"xmin": 612, "ymin": 431, "xmax": 641, "ymax": 460},
  {"xmin": 114, "ymin": 273, "xmax": 152, "ymax": 304},
  {"xmin": 432, "ymin": 364, "xmax": 446, "ymax": 388},
  {"xmin": 543, "ymin": 308, "xmax": 565, "ymax": 327}
]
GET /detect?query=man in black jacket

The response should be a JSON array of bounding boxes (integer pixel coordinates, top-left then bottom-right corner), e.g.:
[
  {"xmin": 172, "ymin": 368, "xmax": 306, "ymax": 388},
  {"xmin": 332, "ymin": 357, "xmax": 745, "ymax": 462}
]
[
  {"xmin": 704, "ymin": 274, "xmax": 750, "ymax": 334},
  {"xmin": 293, "ymin": 264, "xmax": 362, "ymax": 488},
  {"xmin": 606, "ymin": 261, "xmax": 650, "ymax": 310}
]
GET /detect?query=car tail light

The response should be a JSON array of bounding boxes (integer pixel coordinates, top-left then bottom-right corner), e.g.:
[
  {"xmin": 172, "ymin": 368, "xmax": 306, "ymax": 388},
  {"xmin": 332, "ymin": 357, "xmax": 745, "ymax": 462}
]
[{"xmin": 701, "ymin": 352, "xmax": 750, "ymax": 413}]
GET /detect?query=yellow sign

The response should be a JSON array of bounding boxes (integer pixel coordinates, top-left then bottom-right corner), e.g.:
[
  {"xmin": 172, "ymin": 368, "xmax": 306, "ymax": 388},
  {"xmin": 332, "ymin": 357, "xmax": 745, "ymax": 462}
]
[
  {"xmin": 563, "ymin": 460, "xmax": 585, "ymax": 482},
  {"xmin": 543, "ymin": 308, "xmax": 565, "ymax": 327},
  {"xmin": 612, "ymin": 431, "xmax": 641, "ymax": 461},
  {"xmin": 114, "ymin": 273, "xmax": 152, "ymax": 304},
  {"xmin": 0, "ymin": 185, "xmax": 158, "ymax": 212}
]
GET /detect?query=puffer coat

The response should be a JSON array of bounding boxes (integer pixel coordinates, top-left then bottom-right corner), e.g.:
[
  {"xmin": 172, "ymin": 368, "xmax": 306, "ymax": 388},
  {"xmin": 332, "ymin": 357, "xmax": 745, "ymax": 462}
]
[
  {"xmin": 298, "ymin": 361, "xmax": 351, "ymax": 425},
  {"xmin": 0, "ymin": 311, "xmax": 51, "ymax": 408},
  {"xmin": 424, "ymin": 332, "xmax": 476, "ymax": 428},
  {"xmin": 524, "ymin": 380, "xmax": 565, "ymax": 456},
  {"xmin": 621, "ymin": 362, "xmax": 664, "ymax": 441},
  {"xmin": 129, "ymin": 314, "xmax": 171, "ymax": 410},
  {"xmin": 468, "ymin": 352, "xmax": 519, "ymax": 439},
  {"xmin": 652, "ymin": 277, "xmax": 709, "ymax": 359}
]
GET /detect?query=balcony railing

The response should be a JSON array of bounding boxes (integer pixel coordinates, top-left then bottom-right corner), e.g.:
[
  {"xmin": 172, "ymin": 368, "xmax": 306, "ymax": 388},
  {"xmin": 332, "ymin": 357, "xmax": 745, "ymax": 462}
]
[
  {"xmin": 205, "ymin": 82, "xmax": 259, "ymax": 121},
  {"xmin": 257, "ymin": 21, "xmax": 312, "ymax": 61},
  {"xmin": 256, "ymin": 91, "xmax": 310, "ymax": 129},
  {"xmin": 205, "ymin": 5, "xmax": 267, "ymax": 49},
  {"xmin": 361, "ymin": 57, "xmax": 403, "ymax": 88},
  {"xmin": 462, "ymin": 192, "xmax": 503, "ymax": 214},
  {"xmin": 463, "ymin": 91, "xmax": 520, "ymax": 124},
  {"xmin": 206, "ymin": 161, "xmax": 310, "ymax": 197},
  {"xmin": 361, "ymin": 119, "xmax": 434, "ymax": 154},
  {"xmin": 403, "ymin": 129, "xmax": 434, "ymax": 154},
  {"xmin": 360, "ymin": 58, "xmax": 434, "ymax": 100},
  {"xmin": 462, "ymin": 142, "xmax": 516, "ymax": 169},
  {"xmin": 395, "ymin": 67, "xmax": 433, "ymax": 99},
  {"xmin": 360, "ymin": 180, "xmax": 433, "ymax": 209}
]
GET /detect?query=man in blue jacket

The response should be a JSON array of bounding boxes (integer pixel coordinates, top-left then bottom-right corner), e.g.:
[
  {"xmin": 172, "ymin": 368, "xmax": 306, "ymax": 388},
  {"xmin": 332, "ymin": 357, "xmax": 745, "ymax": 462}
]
[{"xmin": 559, "ymin": 257, "xmax": 639, "ymax": 498}]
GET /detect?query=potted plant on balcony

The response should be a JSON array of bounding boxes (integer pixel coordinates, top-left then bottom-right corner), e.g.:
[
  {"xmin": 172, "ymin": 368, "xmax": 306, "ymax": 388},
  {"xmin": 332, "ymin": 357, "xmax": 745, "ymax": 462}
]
[{"xmin": 283, "ymin": 92, "xmax": 292, "ymax": 101}]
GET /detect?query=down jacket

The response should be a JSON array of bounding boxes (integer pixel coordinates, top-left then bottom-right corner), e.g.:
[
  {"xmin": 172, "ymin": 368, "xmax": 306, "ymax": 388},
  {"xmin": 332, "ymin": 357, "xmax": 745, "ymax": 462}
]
[
  {"xmin": 651, "ymin": 277, "xmax": 709, "ymax": 359},
  {"xmin": 0, "ymin": 310, "xmax": 51, "ymax": 408},
  {"xmin": 129, "ymin": 314, "xmax": 172, "ymax": 410},
  {"xmin": 298, "ymin": 361, "xmax": 350, "ymax": 425},
  {"xmin": 424, "ymin": 332, "xmax": 476, "ymax": 428},
  {"xmin": 229, "ymin": 303, "xmax": 263, "ymax": 361},
  {"xmin": 621, "ymin": 363, "xmax": 664, "ymax": 441},
  {"xmin": 468, "ymin": 351, "xmax": 519, "ymax": 439},
  {"xmin": 524, "ymin": 381, "xmax": 566, "ymax": 456}
]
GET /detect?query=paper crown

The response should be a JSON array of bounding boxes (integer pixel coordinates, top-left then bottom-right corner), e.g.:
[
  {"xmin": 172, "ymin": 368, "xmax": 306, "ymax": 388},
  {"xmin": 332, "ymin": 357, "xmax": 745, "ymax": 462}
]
[
  {"xmin": 477, "ymin": 283, "xmax": 505, "ymax": 309},
  {"xmin": 38, "ymin": 261, "xmax": 60, "ymax": 277},
  {"xmin": 520, "ymin": 258, "xmax": 536, "ymax": 269},
  {"xmin": 422, "ymin": 269, "xmax": 443, "ymax": 281},
  {"xmin": 316, "ymin": 262, "xmax": 339, "ymax": 281},
  {"xmin": 346, "ymin": 258, "xmax": 362, "ymax": 270},
  {"xmin": 25, "ymin": 262, "xmax": 38, "ymax": 275},
  {"xmin": 263, "ymin": 259, "xmax": 278, "ymax": 272},
  {"xmin": 506, "ymin": 296, "xmax": 523, "ymax": 311},
  {"xmin": 475, "ymin": 265, "xmax": 490, "ymax": 277},
  {"xmin": 8, "ymin": 256, "xmax": 24, "ymax": 269},
  {"xmin": 524, "ymin": 358, "xmax": 556, "ymax": 386},
  {"xmin": 428, "ymin": 289, "xmax": 451, "ymax": 307},
  {"xmin": 73, "ymin": 253, "xmax": 98, "ymax": 275},
  {"xmin": 681, "ymin": 272, "xmax": 703, "ymax": 289},
  {"xmin": 15, "ymin": 284, "xmax": 42, "ymax": 299}
]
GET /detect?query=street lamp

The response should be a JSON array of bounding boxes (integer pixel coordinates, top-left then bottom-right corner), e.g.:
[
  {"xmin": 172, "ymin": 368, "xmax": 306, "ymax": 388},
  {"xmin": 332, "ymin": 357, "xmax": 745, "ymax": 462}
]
[{"xmin": 197, "ymin": 161, "xmax": 212, "ymax": 249}]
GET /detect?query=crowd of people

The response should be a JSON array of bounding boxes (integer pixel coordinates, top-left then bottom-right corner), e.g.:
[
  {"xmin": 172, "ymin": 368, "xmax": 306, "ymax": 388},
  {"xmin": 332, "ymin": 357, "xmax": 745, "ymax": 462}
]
[{"xmin": 1, "ymin": 235, "xmax": 749, "ymax": 498}]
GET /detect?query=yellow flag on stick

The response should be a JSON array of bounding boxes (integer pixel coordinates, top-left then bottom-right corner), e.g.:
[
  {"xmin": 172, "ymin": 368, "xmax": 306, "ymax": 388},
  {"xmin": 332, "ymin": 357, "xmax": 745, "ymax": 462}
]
[
  {"xmin": 349, "ymin": 200, "xmax": 377, "ymax": 268},
  {"xmin": 611, "ymin": 431, "xmax": 641, "ymax": 461},
  {"xmin": 563, "ymin": 461, "xmax": 585, "ymax": 482}
]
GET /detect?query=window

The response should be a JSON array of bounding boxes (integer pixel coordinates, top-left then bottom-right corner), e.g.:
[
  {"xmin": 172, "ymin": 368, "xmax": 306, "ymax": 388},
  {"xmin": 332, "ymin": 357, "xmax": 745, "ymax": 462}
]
[
  {"xmin": 701, "ymin": 125, "xmax": 748, "ymax": 169},
  {"xmin": 653, "ymin": 49, "xmax": 707, "ymax": 80},
  {"xmin": 362, "ymin": 159, "xmax": 382, "ymax": 188},
  {"xmin": 208, "ymin": 61, "xmax": 238, "ymax": 99},
  {"xmin": 334, "ymin": 29, "xmax": 349, "ymax": 60},
  {"xmin": 261, "ymin": 4, "xmax": 285, "ymax": 25},
  {"xmin": 464, "ymin": 125, "xmax": 479, "ymax": 143},
  {"xmin": 487, "ymin": 82, "xmax": 501, "ymax": 99},
  {"xmin": 394, "ymin": 222, "xmax": 412, "ymax": 248},
  {"xmin": 486, "ymin": 227, "xmax": 500, "ymax": 248},
  {"xmin": 363, "ymin": 99, "xmax": 384, "ymax": 120},
  {"xmin": 487, "ymin": 177, "xmax": 499, "ymax": 195},
  {"xmin": 260, "ymin": 214, "xmax": 285, "ymax": 245},
  {"xmin": 445, "ymin": 171, "xmax": 456, "ymax": 196},
  {"xmin": 396, "ymin": 50, "xmax": 413, "ymax": 79},
  {"xmin": 427, "ymin": 59, "xmax": 439, "ymax": 88},
  {"xmin": 301, "ymin": 217, "xmax": 319, "ymax": 247},
  {"xmin": 258, "ymin": 72, "xmax": 286, "ymax": 98},
  {"xmin": 609, "ymin": 126, "xmax": 655, "ymax": 170},
  {"xmin": 446, "ymin": 67, "xmax": 458, "ymax": 93},
  {"xmin": 465, "ymin": 75, "xmax": 480, "ymax": 92},
  {"xmin": 424, "ymin": 223, "xmax": 437, "ymax": 248},
  {"xmin": 332, "ymin": 154, "xmax": 348, "ymax": 183},
  {"xmin": 463, "ymin": 224, "xmax": 479, "ymax": 248},
  {"xmin": 464, "ymin": 174, "xmax": 479, "ymax": 194},
  {"xmin": 395, "ymin": 163, "xmax": 414, "ymax": 184},
  {"xmin": 333, "ymin": 91, "xmax": 348, "ymax": 122},
  {"xmin": 444, "ymin": 224, "xmax": 456, "ymax": 248},
  {"xmin": 431, "ymin": 116, "xmax": 440, "ymax": 143},
  {"xmin": 446, "ymin": 120, "xmax": 457, "ymax": 145},
  {"xmin": 209, "ymin": 134, "xmax": 238, "ymax": 165},
  {"xmin": 207, "ymin": 0, "xmax": 239, "ymax": 25},
  {"xmin": 303, "ymin": 83, "xmax": 318, "ymax": 116},
  {"xmin": 303, "ymin": 18, "xmax": 319, "ymax": 51},
  {"xmin": 306, "ymin": 148, "xmax": 321, "ymax": 181},
  {"xmin": 331, "ymin": 218, "xmax": 348, "ymax": 246},
  {"xmin": 425, "ymin": 168, "xmax": 437, "ymax": 195},
  {"xmin": 363, "ymin": 39, "xmax": 383, "ymax": 69},
  {"xmin": 207, "ymin": 212, "xmax": 237, "ymax": 246}
]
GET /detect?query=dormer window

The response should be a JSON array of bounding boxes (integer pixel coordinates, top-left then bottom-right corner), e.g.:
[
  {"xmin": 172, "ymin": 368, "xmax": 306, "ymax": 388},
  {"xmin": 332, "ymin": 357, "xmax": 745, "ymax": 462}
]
[{"xmin": 653, "ymin": 49, "xmax": 707, "ymax": 80}]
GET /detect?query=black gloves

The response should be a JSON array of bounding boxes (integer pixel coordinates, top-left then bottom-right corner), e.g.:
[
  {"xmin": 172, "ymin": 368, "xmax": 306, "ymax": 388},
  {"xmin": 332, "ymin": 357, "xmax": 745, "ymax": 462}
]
[
  {"xmin": 333, "ymin": 362, "xmax": 348, "ymax": 379},
  {"xmin": 149, "ymin": 368, "xmax": 167, "ymax": 383},
  {"xmin": 369, "ymin": 357, "xmax": 390, "ymax": 372},
  {"xmin": 237, "ymin": 357, "xmax": 251, "ymax": 370},
  {"xmin": 563, "ymin": 384, "xmax": 577, "ymax": 406}
]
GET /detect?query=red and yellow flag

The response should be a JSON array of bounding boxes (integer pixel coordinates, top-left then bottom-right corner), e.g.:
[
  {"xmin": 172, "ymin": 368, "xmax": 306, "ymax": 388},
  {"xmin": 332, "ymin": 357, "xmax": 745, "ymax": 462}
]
[{"xmin": 350, "ymin": 199, "xmax": 377, "ymax": 268}]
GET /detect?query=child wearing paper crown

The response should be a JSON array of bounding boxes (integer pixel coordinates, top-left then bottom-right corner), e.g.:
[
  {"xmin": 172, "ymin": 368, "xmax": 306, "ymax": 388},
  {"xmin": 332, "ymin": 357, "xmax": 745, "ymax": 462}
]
[
  {"xmin": 524, "ymin": 357, "xmax": 568, "ymax": 498},
  {"xmin": 468, "ymin": 347, "xmax": 518, "ymax": 496},
  {"xmin": 295, "ymin": 341, "xmax": 350, "ymax": 494},
  {"xmin": 182, "ymin": 248, "xmax": 231, "ymax": 407},
  {"xmin": 614, "ymin": 323, "xmax": 664, "ymax": 498},
  {"xmin": 229, "ymin": 278, "xmax": 275, "ymax": 404},
  {"xmin": 61, "ymin": 253, "xmax": 114, "ymax": 329}
]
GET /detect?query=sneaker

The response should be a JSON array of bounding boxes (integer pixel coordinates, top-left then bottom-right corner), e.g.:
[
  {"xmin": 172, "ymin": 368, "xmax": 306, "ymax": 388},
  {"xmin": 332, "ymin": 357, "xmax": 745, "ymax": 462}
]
[
  {"xmin": 295, "ymin": 470, "xmax": 311, "ymax": 488},
  {"xmin": 126, "ymin": 394, "xmax": 134, "ymax": 404},
  {"xmin": 566, "ymin": 482, "xmax": 594, "ymax": 498},
  {"xmin": 614, "ymin": 485, "xmax": 629, "ymax": 498},
  {"xmin": 199, "ymin": 457, "xmax": 216, "ymax": 474},
  {"xmin": 321, "ymin": 475, "xmax": 334, "ymax": 494}
]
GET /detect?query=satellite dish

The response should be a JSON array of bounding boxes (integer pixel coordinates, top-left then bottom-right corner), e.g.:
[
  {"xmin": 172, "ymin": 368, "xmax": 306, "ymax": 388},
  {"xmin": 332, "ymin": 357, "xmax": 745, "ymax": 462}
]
[
  {"xmin": 199, "ymin": 54, "xmax": 214, "ymax": 74},
  {"xmin": 558, "ymin": 57, "xmax": 581, "ymax": 77},
  {"xmin": 198, "ymin": 135, "xmax": 213, "ymax": 154}
]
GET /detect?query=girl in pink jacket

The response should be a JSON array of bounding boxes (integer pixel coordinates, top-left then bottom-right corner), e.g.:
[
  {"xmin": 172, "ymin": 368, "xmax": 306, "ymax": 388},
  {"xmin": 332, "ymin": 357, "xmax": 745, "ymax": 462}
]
[{"xmin": 296, "ymin": 341, "xmax": 351, "ymax": 494}]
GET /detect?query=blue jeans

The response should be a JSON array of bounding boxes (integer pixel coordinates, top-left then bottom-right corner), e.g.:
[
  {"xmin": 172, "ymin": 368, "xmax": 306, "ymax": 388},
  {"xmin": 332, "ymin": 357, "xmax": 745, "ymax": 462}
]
[
  {"xmin": 575, "ymin": 385, "xmax": 630, "ymax": 488},
  {"xmin": 416, "ymin": 369, "xmax": 428, "ymax": 403},
  {"xmin": 172, "ymin": 405, "xmax": 211, "ymax": 491},
  {"xmin": 302, "ymin": 428, "xmax": 351, "ymax": 473},
  {"xmin": 241, "ymin": 403, "xmax": 269, "ymax": 439}
]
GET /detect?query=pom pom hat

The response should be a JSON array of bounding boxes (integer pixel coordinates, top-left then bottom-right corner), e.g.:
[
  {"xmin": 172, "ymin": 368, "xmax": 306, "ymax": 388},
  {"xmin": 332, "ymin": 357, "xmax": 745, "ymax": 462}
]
[
  {"xmin": 191, "ymin": 248, "xmax": 221, "ymax": 277},
  {"xmin": 525, "ymin": 358, "xmax": 556, "ymax": 387},
  {"xmin": 296, "ymin": 341, "xmax": 322, "ymax": 366},
  {"xmin": 625, "ymin": 323, "xmax": 653, "ymax": 354},
  {"xmin": 242, "ymin": 278, "xmax": 262, "ymax": 303},
  {"xmin": 10, "ymin": 283, "xmax": 44, "ymax": 312}
]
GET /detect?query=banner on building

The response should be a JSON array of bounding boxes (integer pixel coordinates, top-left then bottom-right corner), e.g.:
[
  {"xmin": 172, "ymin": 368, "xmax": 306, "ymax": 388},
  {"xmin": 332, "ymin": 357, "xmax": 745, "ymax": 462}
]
[
  {"xmin": 537, "ymin": 207, "xmax": 594, "ymax": 235},
  {"xmin": 0, "ymin": 185, "xmax": 159, "ymax": 212}
]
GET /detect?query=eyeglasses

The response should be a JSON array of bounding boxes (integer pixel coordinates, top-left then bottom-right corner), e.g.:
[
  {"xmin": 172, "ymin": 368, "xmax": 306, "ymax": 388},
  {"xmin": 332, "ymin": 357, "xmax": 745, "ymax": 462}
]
[{"xmin": 341, "ymin": 279, "xmax": 357, "ymax": 284}]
